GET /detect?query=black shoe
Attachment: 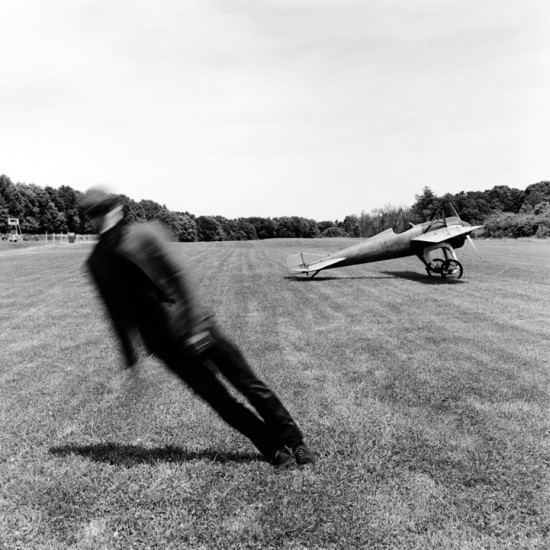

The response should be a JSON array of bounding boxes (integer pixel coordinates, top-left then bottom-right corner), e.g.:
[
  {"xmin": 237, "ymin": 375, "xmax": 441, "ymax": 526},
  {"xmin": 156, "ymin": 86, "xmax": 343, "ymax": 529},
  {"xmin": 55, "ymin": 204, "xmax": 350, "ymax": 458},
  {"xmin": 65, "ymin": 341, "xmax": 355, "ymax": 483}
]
[
  {"xmin": 272, "ymin": 447, "xmax": 295, "ymax": 470},
  {"xmin": 293, "ymin": 443, "xmax": 316, "ymax": 467}
]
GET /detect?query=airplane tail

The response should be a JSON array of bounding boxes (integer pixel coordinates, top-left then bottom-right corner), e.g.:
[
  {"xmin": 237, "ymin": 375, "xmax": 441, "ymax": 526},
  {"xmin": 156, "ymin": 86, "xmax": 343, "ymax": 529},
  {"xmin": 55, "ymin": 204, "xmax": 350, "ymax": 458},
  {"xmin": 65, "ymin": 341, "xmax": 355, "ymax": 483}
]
[
  {"xmin": 285, "ymin": 253, "xmax": 327, "ymax": 273},
  {"xmin": 285, "ymin": 253, "xmax": 346, "ymax": 275}
]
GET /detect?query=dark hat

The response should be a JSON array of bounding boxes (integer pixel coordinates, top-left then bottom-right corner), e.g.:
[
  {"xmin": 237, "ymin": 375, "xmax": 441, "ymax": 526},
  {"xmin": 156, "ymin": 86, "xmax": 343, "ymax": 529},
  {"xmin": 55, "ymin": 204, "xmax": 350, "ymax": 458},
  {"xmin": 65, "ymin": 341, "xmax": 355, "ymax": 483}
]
[{"xmin": 80, "ymin": 187, "xmax": 118, "ymax": 217}]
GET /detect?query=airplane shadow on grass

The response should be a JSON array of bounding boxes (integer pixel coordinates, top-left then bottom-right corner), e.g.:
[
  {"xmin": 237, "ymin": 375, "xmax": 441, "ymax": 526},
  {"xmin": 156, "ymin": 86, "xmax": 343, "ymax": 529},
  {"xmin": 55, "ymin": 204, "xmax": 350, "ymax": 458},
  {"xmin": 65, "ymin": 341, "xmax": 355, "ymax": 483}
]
[
  {"xmin": 285, "ymin": 275, "xmax": 390, "ymax": 281},
  {"xmin": 49, "ymin": 443, "xmax": 263, "ymax": 468},
  {"xmin": 286, "ymin": 271, "xmax": 466, "ymax": 284},
  {"xmin": 381, "ymin": 270, "xmax": 467, "ymax": 284}
]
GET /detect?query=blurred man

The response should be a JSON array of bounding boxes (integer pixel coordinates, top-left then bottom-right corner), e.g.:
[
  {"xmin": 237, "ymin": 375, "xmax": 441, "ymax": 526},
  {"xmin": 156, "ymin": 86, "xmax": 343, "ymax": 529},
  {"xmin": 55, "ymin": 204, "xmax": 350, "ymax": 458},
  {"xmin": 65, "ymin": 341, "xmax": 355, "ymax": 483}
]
[{"xmin": 81, "ymin": 187, "xmax": 315, "ymax": 469}]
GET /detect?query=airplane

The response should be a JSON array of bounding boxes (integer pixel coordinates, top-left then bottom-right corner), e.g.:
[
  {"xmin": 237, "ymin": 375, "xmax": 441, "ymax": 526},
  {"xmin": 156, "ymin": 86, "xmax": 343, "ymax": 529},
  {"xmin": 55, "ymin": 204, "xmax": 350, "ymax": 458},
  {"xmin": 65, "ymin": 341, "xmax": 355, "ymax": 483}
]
[{"xmin": 286, "ymin": 203, "xmax": 483, "ymax": 280}]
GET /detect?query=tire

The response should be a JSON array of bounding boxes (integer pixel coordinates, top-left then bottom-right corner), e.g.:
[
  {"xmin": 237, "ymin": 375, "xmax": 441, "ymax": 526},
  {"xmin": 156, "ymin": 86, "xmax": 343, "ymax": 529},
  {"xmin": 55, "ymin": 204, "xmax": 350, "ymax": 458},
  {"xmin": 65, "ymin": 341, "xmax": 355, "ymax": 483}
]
[
  {"xmin": 427, "ymin": 258, "xmax": 445, "ymax": 277},
  {"xmin": 442, "ymin": 259, "xmax": 463, "ymax": 279}
]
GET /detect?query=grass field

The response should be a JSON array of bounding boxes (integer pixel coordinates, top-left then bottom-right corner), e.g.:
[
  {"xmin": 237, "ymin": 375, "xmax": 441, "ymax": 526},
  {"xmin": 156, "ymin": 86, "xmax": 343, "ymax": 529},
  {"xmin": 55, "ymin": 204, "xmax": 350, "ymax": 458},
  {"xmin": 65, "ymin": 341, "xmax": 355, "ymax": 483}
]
[{"xmin": 1, "ymin": 238, "xmax": 549, "ymax": 549}]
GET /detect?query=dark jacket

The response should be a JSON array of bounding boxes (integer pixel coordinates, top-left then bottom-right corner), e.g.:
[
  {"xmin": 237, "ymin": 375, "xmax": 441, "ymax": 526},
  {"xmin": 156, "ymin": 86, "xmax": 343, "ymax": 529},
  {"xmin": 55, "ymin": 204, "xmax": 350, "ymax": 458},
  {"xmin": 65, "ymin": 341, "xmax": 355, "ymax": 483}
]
[{"xmin": 87, "ymin": 221, "xmax": 204, "ymax": 366}]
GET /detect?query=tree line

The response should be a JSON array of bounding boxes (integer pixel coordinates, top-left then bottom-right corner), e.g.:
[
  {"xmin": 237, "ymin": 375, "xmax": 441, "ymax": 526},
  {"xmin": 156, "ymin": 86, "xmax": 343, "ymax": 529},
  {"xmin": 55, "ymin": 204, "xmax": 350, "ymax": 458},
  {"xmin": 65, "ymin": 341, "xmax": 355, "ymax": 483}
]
[
  {"xmin": 408, "ymin": 182, "xmax": 550, "ymax": 238},
  {"xmin": 1, "ymin": 174, "xmax": 549, "ymax": 241}
]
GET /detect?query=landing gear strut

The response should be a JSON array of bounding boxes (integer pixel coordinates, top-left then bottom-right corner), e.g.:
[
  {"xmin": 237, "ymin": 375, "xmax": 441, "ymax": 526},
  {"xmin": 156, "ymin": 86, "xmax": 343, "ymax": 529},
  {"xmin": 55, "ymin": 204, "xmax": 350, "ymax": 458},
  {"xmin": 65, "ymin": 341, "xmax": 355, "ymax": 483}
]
[{"xmin": 419, "ymin": 243, "xmax": 464, "ymax": 280}]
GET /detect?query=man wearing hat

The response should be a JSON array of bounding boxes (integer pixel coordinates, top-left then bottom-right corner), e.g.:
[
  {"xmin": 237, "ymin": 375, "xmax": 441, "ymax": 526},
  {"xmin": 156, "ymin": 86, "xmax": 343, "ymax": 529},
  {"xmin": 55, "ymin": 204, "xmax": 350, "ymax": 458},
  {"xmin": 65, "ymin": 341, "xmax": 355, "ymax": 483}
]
[{"xmin": 80, "ymin": 187, "xmax": 315, "ymax": 469}]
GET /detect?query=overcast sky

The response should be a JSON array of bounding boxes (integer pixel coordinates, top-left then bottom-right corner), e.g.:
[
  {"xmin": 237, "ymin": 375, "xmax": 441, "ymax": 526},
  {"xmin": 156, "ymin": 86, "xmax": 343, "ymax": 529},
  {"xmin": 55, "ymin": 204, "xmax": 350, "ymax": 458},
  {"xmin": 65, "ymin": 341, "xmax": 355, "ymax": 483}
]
[{"xmin": 1, "ymin": 0, "xmax": 549, "ymax": 220}]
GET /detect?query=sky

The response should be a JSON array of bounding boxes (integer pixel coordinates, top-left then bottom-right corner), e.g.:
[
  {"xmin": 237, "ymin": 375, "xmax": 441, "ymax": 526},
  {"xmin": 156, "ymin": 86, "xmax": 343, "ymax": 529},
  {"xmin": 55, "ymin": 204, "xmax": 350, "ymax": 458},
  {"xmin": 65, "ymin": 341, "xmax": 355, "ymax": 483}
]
[{"xmin": 1, "ymin": 0, "xmax": 549, "ymax": 221}]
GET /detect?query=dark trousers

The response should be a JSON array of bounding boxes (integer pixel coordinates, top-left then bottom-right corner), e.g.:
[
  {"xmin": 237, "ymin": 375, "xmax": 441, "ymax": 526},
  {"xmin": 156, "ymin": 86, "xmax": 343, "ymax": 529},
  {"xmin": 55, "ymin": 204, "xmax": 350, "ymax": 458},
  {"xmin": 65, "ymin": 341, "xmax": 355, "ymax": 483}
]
[{"xmin": 159, "ymin": 327, "xmax": 303, "ymax": 458}]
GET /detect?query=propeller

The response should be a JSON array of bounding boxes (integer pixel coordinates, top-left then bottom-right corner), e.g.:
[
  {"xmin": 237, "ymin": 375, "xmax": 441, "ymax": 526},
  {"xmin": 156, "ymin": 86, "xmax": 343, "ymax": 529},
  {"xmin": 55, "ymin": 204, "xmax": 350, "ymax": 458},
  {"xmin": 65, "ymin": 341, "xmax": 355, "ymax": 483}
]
[
  {"xmin": 449, "ymin": 201, "xmax": 482, "ymax": 258},
  {"xmin": 466, "ymin": 235, "xmax": 481, "ymax": 258}
]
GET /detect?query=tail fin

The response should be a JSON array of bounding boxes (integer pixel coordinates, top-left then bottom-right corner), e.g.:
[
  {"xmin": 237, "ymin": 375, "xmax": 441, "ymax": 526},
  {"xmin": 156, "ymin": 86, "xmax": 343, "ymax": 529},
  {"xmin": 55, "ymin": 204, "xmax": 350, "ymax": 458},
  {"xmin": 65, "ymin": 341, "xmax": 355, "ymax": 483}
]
[
  {"xmin": 286, "ymin": 253, "xmax": 346, "ymax": 274},
  {"xmin": 285, "ymin": 253, "xmax": 327, "ymax": 274}
]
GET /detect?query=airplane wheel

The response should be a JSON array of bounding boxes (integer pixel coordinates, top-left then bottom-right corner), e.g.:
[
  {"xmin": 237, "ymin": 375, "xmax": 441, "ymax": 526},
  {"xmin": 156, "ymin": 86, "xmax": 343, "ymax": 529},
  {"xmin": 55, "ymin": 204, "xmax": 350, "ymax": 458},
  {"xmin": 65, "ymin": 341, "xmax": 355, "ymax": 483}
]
[
  {"xmin": 427, "ymin": 258, "xmax": 445, "ymax": 277},
  {"xmin": 441, "ymin": 259, "xmax": 463, "ymax": 279}
]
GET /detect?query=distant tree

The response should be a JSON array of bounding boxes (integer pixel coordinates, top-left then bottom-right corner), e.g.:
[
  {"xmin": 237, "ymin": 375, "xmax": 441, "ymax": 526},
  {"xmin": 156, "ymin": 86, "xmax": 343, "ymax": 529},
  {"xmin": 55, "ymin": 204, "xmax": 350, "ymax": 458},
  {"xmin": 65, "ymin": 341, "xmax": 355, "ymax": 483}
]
[
  {"xmin": 156, "ymin": 209, "xmax": 184, "ymax": 240},
  {"xmin": 196, "ymin": 216, "xmax": 225, "ymax": 241},
  {"xmin": 116, "ymin": 194, "xmax": 146, "ymax": 224},
  {"xmin": 273, "ymin": 217, "xmax": 295, "ymax": 238},
  {"xmin": 379, "ymin": 205, "xmax": 411, "ymax": 233},
  {"xmin": 234, "ymin": 218, "xmax": 258, "ymax": 241},
  {"xmin": 535, "ymin": 204, "xmax": 550, "ymax": 237},
  {"xmin": 342, "ymin": 215, "xmax": 360, "ymax": 237},
  {"xmin": 39, "ymin": 187, "xmax": 65, "ymax": 232},
  {"xmin": 139, "ymin": 199, "xmax": 165, "ymax": 221},
  {"xmin": 357, "ymin": 205, "xmax": 414, "ymax": 237},
  {"xmin": 11, "ymin": 184, "xmax": 40, "ymax": 233},
  {"xmin": 533, "ymin": 201, "xmax": 550, "ymax": 215},
  {"xmin": 358, "ymin": 211, "xmax": 378, "ymax": 237},
  {"xmin": 44, "ymin": 186, "xmax": 64, "ymax": 213},
  {"xmin": 16, "ymin": 183, "xmax": 65, "ymax": 233},
  {"xmin": 482, "ymin": 212, "xmax": 538, "ymax": 238},
  {"xmin": 56, "ymin": 185, "xmax": 82, "ymax": 232},
  {"xmin": 4, "ymin": 185, "xmax": 25, "ymax": 219},
  {"xmin": 172, "ymin": 212, "xmax": 198, "ymax": 242},
  {"xmin": 0, "ymin": 175, "xmax": 18, "ymax": 232},
  {"xmin": 274, "ymin": 216, "xmax": 320, "ymax": 238},
  {"xmin": 218, "ymin": 216, "xmax": 259, "ymax": 241},
  {"xmin": 483, "ymin": 212, "xmax": 514, "ymax": 238},
  {"xmin": 212, "ymin": 216, "xmax": 237, "ymax": 240},
  {"xmin": 440, "ymin": 191, "xmax": 491, "ymax": 225},
  {"xmin": 317, "ymin": 220, "xmax": 335, "ymax": 234},
  {"xmin": 0, "ymin": 174, "xmax": 13, "ymax": 197},
  {"xmin": 246, "ymin": 217, "xmax": 278, "ymax": 239},
  {"xmin": 486, "ymin": 185, "xmax": 525, "ymax": 213},
  {"xmin": 300, "ymin": 217, "xmax": 321, "ymax": 238},
  {"xmin": 322, "ymin": 226, "xmax": 347, "ymax": 237},
  {"xmin": 0, "ymin": 199, "xmax": 8, "ymax": 234},
  {"xmin": 0, "ymin": 176, "xmax": 13, "ymax": 219},
  {"xmin": 411, "ymin": 186, "xmax": 441, "ymax": 222},
  {"xmin": 522, "ymin": 181, "xmax": 550, "ymax": 211}
]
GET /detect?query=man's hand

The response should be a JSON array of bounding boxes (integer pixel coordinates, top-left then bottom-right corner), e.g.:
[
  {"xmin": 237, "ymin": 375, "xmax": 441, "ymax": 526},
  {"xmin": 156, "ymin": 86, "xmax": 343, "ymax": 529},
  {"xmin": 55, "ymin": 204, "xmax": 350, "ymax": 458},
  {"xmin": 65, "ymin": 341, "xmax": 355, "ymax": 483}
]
[{"xmin": 185, "ymin": 329, "xmax": 214, "ymax": 356}]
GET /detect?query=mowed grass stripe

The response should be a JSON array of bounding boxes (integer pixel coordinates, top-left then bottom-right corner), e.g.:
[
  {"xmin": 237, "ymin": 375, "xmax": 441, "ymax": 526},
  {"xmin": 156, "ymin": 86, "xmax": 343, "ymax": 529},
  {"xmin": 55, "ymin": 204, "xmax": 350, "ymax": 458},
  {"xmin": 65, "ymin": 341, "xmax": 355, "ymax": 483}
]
[{"xmin": 0, "ymin": 239, "xmax": 549, "ymax": 549}]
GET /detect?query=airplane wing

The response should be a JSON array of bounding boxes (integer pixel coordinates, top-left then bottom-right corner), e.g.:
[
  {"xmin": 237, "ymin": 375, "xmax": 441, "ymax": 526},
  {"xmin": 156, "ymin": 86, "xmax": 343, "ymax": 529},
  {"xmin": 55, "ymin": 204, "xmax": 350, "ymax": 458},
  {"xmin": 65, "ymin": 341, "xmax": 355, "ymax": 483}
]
[{"xmin": 411, "ymin": 225, "xmax": 484, "ymax": 244}]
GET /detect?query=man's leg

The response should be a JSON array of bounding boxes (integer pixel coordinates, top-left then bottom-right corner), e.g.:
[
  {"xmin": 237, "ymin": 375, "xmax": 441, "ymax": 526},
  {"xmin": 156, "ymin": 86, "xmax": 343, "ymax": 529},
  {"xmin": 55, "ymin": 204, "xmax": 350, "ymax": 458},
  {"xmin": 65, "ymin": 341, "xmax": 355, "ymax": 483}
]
[
  {"xmin": 204, "ymin": 327, "xmax": 310, "ymax": 459},
  {"xmin": 163, "ymin": 350, "xmax": 278, "ymax": 461}
]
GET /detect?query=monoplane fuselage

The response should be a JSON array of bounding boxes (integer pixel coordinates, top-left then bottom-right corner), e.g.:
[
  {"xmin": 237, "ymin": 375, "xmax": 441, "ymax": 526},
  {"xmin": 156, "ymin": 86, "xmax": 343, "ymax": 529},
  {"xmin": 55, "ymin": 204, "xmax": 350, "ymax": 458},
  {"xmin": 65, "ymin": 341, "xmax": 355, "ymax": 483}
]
[{"xmin": 286, "ymin": 212, "xmax": 483, "ymax": 279}]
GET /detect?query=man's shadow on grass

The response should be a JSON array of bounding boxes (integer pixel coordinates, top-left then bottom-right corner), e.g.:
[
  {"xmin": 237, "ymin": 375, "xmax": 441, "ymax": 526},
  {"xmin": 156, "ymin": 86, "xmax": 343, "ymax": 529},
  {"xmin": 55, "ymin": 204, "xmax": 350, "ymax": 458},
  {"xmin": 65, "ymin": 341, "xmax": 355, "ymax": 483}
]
[{"xmin": 50, "ymin": 443, "xmax": 263, "ymax": 468}]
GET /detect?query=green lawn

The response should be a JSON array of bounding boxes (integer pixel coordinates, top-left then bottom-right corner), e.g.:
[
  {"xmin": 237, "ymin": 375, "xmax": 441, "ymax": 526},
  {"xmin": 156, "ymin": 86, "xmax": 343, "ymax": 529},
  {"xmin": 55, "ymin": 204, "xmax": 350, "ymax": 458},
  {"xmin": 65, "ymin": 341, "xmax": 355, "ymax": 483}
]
[{"xmin": 1, "ymin": 238, "xmax": 549, "ymax": 549}]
